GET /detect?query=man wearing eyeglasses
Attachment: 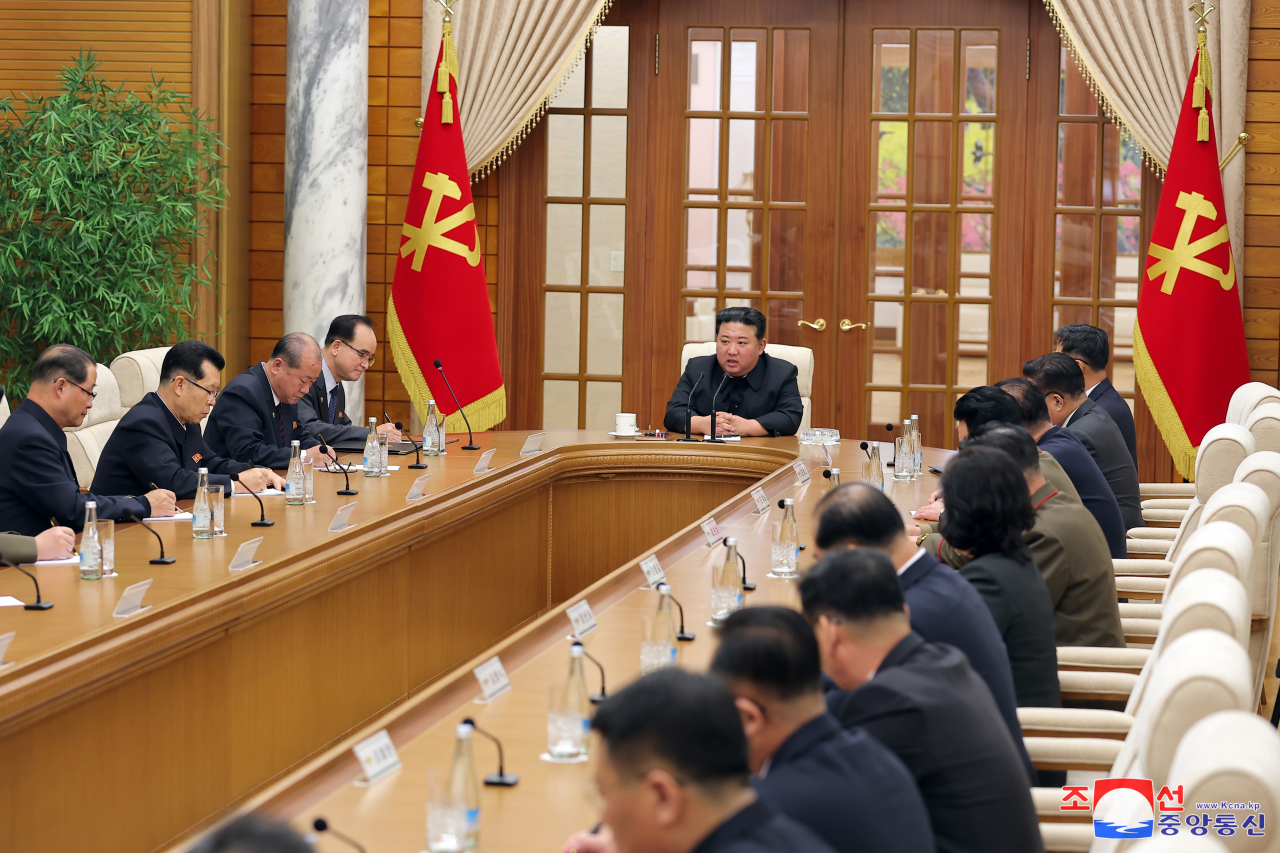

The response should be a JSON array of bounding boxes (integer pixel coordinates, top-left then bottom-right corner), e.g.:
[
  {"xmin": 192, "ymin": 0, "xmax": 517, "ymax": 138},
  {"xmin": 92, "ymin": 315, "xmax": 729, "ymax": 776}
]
[
  {"xmin": 298, "ymin": 314, "xmax": 402, "ymax": 446},
  {"xmin": 0, "ymin": 344, "xmax": 177, "ymax": 536},
  {"xmin": 92, "ymin": 341, "xmax": 287, "ymax": 500}
]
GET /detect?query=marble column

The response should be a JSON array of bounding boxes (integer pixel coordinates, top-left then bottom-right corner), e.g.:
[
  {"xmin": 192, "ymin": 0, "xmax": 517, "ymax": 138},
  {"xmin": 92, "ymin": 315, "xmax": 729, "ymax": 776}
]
[{"xmin": 284, "ymin": 0, "xmax": 369, "ymax": 415}]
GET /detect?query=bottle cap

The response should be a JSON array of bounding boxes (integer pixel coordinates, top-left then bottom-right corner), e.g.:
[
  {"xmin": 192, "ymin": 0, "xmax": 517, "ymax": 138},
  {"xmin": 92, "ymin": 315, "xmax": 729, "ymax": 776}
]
[
  {"xmin": 656, "ymin": 582, "xmax": 671, "ymax": 596},
  {"xmin": 830, "ymin": 468, "xmax": 840, "ymax": 475},
  {"xmin": 570, "ymin": 643, "xmax": 585, "ymax": 658},
  {"xmin": 199, "ymin": 467, "xmax": 208, "ymax": 473},
  {"xmin": 86, "ymin": 500, "xmax": 97, "ymax": 508},
  {"xmin": 782, "ymin": 498, "xmax": 795, "ymax": 506},
  {"xmin": 428, "ymin": 399, "xmax": 436, "ymax": 405},
  {"xmin": 291, "ymin": 439, "xmax": 300, "ymax": 447},
  {"xmin": 724, "ymin": 536, "xmax": 738, "ymax": 547},
  {"xmin": 456, "ymin": 722, "xmax": 473, "ymax": 739}
]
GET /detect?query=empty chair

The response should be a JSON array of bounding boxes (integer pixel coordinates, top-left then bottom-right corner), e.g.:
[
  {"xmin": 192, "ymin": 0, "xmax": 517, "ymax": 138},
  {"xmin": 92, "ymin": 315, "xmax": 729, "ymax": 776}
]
[
  {"xmin": 1227, "ymin": 382, "xmax": 1280, "ymax": 426},
  {"xmin": 679, "ymin": 342, "xmax": 815, "ymax": 431},
  {"xmin": 63, "ymin": 362, "xmax": 124, "ymax": 488},
  {"xmin": 0, "ymin": 386, "xmax": 8, "ymax": 429},
  {"xmin": 1231, "ymin": 452, "xmax": 1280, "ymax": 704},
  {"xmin": 1244, "ymin": 403, "xmax": 1280, "ymax": 455},
  {"xmin": 111, "ymin": 346, "xmax": 170, "ymax": 411}
]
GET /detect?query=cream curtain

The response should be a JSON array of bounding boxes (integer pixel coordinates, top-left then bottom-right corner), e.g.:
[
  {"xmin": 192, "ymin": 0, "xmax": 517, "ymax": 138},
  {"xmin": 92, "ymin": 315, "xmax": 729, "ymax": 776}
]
[
  {"xmin": 1046, "ymin": 0, "xmax": 1250, "ymax": 275},
  {"xmin": 422, "ymin": 0, "xmax": 611, "ymax": 178}
]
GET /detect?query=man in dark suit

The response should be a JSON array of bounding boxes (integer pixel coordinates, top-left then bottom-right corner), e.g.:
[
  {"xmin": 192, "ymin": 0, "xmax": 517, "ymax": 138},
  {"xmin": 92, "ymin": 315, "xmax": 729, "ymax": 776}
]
[
  {"xmin": 663, "ymin": 307, "xmax": 803, "ymax": 437},
  {"xmin": 710, "ymin": 606, "xmax": 934, "ymax": 853},
  {"xmin": 812, "ymin": 483, "xmax": 1035, "ymax": 781},
  {"xmin": 92, "ymin": 341, "xmax": 285, "ymax": 500},
  {"xmin": 1055, "ymin": 323, "xmax": 1137, "ymax": 465},
  {"xmin": 997, "ymin": 376, "xmax": 1128, "ymax": 557},
  {"xmin": 800, "ymin": 550, "xmax": 1044, "ymax": 853},
  {"xmin": 205, "ymin": 333, "xmax": 331, "ymax": 470},
  {"xmin": 0, "ymin": 345, "xmax": 176, "ymax": 535},
  {"xmin": 560, "ymin": 669, "xmax": 836, "ymax": 853},
  {"xmin": 298, "ymin": 314, "xmax": 402, "ymax": 446},
  {"xmin": 1026, "ymin": 352, "xmax": 1142, "ymax": 531}
]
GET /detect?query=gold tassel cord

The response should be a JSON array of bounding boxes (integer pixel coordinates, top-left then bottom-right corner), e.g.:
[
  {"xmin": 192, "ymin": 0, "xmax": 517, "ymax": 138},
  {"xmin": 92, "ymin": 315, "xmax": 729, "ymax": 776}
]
[
  {"xmin": 1195, "ymin": 26, "xmax": 1212, "ymax": 142},
  {"xmin": 439, "ymin": 19, "xmax": 460, "ymax": 124}
]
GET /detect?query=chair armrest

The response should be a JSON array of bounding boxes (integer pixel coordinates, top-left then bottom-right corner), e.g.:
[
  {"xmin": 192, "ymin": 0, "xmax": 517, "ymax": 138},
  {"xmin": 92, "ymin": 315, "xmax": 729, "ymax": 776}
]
[
  {"xmin": 1122, "ymin": 617, "xmax": 1160, "ymax": 645},
  {"xmin": 1017, "ymin": 707, "xmax": 1133, "ymax": 739},
  {"xmin": 1141, "ymin": 498, "xmax": 1193, "ymax": 511},
  {"xmin": 1058, "ymin": 670, "xmax": 1138, "ymax": 702},
  {"xmin": 1113, "ymin": 559, "xmax": 1173, "ymax": 577},
  {"xmin": 1126, "ymin": 538, "xmax": 1174, "ymax": 557},
  {"xmin": 1127, "ymin": 527, "xmax": 1178, "ymax": 540},
  {"xmin": 1056, "ymin": 646, "xmax": 1150, "ymax": 674},
  {"xmin": 1039, "ymin": 821, "xmax": 1095, "ymax": 851},
  {"xmin": 1118, "ymin": 602, "xmax": 1163, "ymax": 620},
  {"xmin": 1140, "ymin": 482, "xmax": 1196, "ymax": 498},
  {"xmin": 1140, "ymin": 508, "xmax": 1187, "ymax": 527},
  {"xmin": 1024, "ymin": 736, "xmax": 1123, "ymax": 771},
  {"xmin": 1034, "ymin": 787, "xmax": 1093, "ymax": 822}
]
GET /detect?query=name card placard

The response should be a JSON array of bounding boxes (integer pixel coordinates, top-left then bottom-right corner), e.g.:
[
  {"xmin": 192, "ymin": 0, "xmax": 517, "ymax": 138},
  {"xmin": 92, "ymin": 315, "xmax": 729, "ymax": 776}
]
[
  {"xmin": 328, "ymin": 502, "xmax": 357, "ymax": 533},
  {"xmin": 352, "ymin": 729, "xmax": 401, "ymax": 786},
  {"xmin": 473, "ymin": 655, "xmax": 512, "ymax": 702},
  {"xmin": 566, "ymin": 600, "xmax": 598, "ymax": 638},
  {"xmin": 639, "ymin": 555, "xmax": 666, "ymax": 588},
  {"xmin": 750, "ymin": 487, "xmax": 771, "ymax": 515},
  {"xmin": 0, "ymin": 631, "xmax": 14, "ymax": 668},
  {"xmin": 700, "ymin": 518, "xmax": 722, "ymax": 547},
  {"xmin": 473, "ymin": 448, "xmax": 497, "ymax": 473},
  {"xmin": 229, "ymin": 536, "xmax": 264, "ymax": 571},
  {"xmin": 406, "ymin": 473, "xmax": 431, "ymax": 501},
  {"xmin": 520, "ymin": 433, "xmax": 546, "ymax": 455},
  {"xmin": 792, "ymin": 459, "xmax": 812, "ymax": 486},
  {"xmin": 113, "ymin": 579, "xmax": 153, "ymax": 618}
]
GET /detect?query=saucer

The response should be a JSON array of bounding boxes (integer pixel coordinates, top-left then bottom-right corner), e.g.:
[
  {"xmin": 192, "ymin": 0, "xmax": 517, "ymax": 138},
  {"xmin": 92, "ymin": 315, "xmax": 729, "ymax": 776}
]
[{"xmin": 609, "ymin": 431, "xmax": 642, "ymax": 438}]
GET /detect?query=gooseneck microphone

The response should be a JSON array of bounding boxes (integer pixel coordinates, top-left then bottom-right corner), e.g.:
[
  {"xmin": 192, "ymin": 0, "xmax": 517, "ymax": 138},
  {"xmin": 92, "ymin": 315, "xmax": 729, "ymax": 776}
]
[
  {"xmin": 129, "ymin": 513, "xmax": 177, "ymax": 563},
  {"xmin": 318, "ymin": 433, "xmax": 358, "ymax": 496},
  {"xmin": 722, "ymin": 541, "xmax": 755, "ymax": 592},
  {"xmin": 677, "ymin": 372, "xmax": 704, "ymax": 443},
  {"xmin": 705, "ymin": 372, "xmax": 731, "ymax": 444},
  {"xmin": 311, "ymin": 818, "xmax": 367, "ymax": 853},
  {"xmin": 659, "ymin": 584, "xmax": 696, "ymax": 642},
  {"xmin": 461, "ymin": 717, "xmax": 519, "ymax": 786},
  {"xmin": 433, "ymin": 359, "xmax": 479, "ymax": 450},
  {"xmin": 386, "ymin": 413, "xmax": 427, "ymax": 469},
  {"xmin": 0, "ymin": 556, "xmax": 53, "ymax": 610},
  {"xmin": 860, "ymin": 441, "xmax": 872, "ymax": 460},
  {"xmin": 574, "ymin": 641, "xmax": 608, "ymax": 705},
  {"xmin": 885, "ymin": 423, "xmax": 897, "ymax": 467}
]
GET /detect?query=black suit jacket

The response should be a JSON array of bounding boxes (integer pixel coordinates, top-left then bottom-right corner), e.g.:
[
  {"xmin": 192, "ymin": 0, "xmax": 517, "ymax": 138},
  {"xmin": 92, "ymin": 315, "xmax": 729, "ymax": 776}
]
[
  {"xmin": 663, "ymin": 353, "xmax": 803, "ymax": 437},
  {"xmin": 204, "ymin": 364, "xmax": 319, "ymax": 469},
  {"xmin": 898, "ymin": 549, "xmax": 1033, "ymax": 779},
  {"xmin": 91, "ymin": 393, "xmax": 250, "ymax": 500},
  {"xmin": 0, "ymin": 399, "xmax": 150, "ymax": 535},
  {"xmin": 958, "ymin": 553, "xmax": 1062, "ymax": 709},
  {"xmin": 1038, "ymin": 426, "xmax": 1127, "ymax": 558},
  {"xmin": 1065, "ymin": 397, "xmax": 1142, "ymax": 530},
  {"xmin": 297, "ymin": 372, "xmax": 365, "ymax": 446},
  {"xmin": 1090, "ymin": 378, "xmax": 1137, "ymax": 466},
  {"xmin": 754, "ymin": 713, "xmax": 934, "ymax": 853},
  {"xmin": 827, "ymin": 633, "xmax": 1044, "ymax": 853},
  {"xmin": 688, "ymin": 800, "xmax": 836, "ymax": 853}
]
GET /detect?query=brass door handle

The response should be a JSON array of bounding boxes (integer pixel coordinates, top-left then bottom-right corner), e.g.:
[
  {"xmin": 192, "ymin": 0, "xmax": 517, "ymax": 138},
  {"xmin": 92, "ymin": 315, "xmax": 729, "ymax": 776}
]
[
  {"xmin": 839, "ymin": 320, "xmax": 868, "ymax": 331},
  {"xmin": 796, "ymin": 318, "xmax": 827, "ymax": 331}
]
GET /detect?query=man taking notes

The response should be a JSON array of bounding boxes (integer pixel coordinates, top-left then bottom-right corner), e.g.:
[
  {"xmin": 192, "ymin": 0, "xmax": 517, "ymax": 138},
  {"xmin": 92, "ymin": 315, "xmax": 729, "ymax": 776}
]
[
  {"xmin": 0, "ymin": 529, "xmax": 75, "ymax": 564},
  {"xmin": 205, "ymin": 333, "xmax": 332, "ymax": 469},
  {"xmin": 663, "ymin": 307, "xmax": 803, "ymax": 438},
  {"xmin": 92, "ymin": 341, "xmax": 286, "ymax": 500},
  {"xmin": 0, "ymin": 345, "xmax": 176, "ymax": 535},
  {"xmin": 298, "ymin": 314, "xmax": 402, "ymax": 446}
]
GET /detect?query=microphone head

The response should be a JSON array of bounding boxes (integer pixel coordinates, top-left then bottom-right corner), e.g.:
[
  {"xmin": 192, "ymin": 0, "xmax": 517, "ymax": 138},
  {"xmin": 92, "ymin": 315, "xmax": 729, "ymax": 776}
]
[
  {"xmin": 860, "ymin": 441, "xmax": 869, "ymax": 451},
  {"xmin": 433, "ymin": 359, "xmax": 443, "ymax": 369},
  {"xmin": 313, "ymin": 818, "xmax": 328, "ymax": 832},
  {"xmin": 885, "ymin": 423, "xmax": 894, "ymax": 432},
  {"xmin": 777, "ymin": 499, "xmax": 786, "ymax": 509},
  {"xmin": 823, "ymin": 469, "xmax": 832, "ymax": 479},
  {"xmin": 462, "ymin": 716, "xmax": 477, "ymax": 727},
  {"xmin": 394, "ymin": 421, "xmax": 404, "ymax": 430}
]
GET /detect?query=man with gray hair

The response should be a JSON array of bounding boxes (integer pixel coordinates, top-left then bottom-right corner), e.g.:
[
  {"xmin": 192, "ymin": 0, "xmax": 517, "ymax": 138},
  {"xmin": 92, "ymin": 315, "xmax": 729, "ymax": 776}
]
[{"xmin": 206, "ymin": 333, "xmax": 334, "ymax": 469}]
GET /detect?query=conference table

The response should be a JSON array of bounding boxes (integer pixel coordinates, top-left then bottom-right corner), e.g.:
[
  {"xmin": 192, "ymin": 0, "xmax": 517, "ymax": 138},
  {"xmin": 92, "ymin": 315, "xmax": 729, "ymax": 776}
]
[{"xmin": 0, "ymin": 431, "xmax": 949, "ymax": 853}]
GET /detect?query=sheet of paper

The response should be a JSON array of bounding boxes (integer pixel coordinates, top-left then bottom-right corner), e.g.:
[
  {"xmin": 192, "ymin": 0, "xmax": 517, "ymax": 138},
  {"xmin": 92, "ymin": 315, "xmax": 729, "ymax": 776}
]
[
  {"xmin": 702, "ymin": 434, "xmax": 743, "ymax": 442},
  {"xmin": 232, "ymin": 488, "xmax": 284, "ymax": 497},
  {"xmin": 0, "ymin": 596, "xmax": 25, "ymax": 607},
  {"xmin": 319, "ymin": 465, "xmax": 400, "ymax": 472},
  {"xmin": 24, "ymin": 557, "xmax": 79, "ymax": 567},
  {"xmin": 145, "ymin": 511, "xmax": 194, "ymax": 522}
]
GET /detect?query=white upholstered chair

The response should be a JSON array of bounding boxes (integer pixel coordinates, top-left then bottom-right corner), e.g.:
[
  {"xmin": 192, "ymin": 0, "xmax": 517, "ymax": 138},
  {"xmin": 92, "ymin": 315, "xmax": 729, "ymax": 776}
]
[
  {"xmin": 111, "ymin": 346, "xmax": 169, "ymax": 411},
  {"xmin": 63, "ymin": 362, "xmax": 123, "ymax": 488},
  {"xmin": 0, "ymin": 387, "xmax": 9, "ymax": 429},
  {"xmin": 678, "ymin": 343, "xmax": 814, "ymax": 431}
]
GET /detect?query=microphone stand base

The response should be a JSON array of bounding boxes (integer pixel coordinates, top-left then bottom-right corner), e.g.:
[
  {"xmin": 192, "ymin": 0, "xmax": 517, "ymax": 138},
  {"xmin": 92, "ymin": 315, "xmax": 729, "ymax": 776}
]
[
  {"xmin": 24, "ymin": 601, "xmax": 53, "ymax": 610},
  {"xmin": 251, "ymin": 520, "xmax": 277, "ymax": 527},
  {"xmin": 676, "ymin": 631, "xmax": 697, "ymax": 642},
  {"xmin": 461, "ymin": 444, "xmax": 481, "ymax": 451},
  {"xmin": 676, "ymin": 437, "xmax": 703, "ymax": 442},
  {"xmin": 337, "ymin": 489, "xmax": 358, "ymax": 496},
  {"xmin": 590, "ymin": 693, "xmax": 607, "ymax": 705},
  {"xmin": 150, "ymin": 557, "xmax": 177, "ymax": 565},
  {"xmin": 483, "ymin": 773, "xmax": 520, "ymax": 787},
  {"xmin": 703, "ymin": 438, "xmax": 726, "ymax": 444},
  {"xmin": 408, "ymin": 463, "xmax": 429, "ymax": 469},
  {"xmin": 742, "ymin": 583, "xmax": 757, "ymax": 592}
]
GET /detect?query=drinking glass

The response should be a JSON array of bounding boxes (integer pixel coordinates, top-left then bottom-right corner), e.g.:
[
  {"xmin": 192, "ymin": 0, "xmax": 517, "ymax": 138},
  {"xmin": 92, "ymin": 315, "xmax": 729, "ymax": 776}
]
[
  {"xmin": 302, "ymin": 457, "xmax": 314, "ymax": 502},
  {"xmin": 98, "ymin": 519, "xmax": 115, "ymax": 576},
  {"xmin": 547, "ymin": 684, "xmax": 586, "ymax": 759},
  {"xmin": 379, "ymin": 433, "xmax": 391, "ymax": 475},
  {"xmin": 862, "ymin": 460, "xmax": 883, "ymax": 490},
  {"xmin": 426, "ymin": 771, "xmax": 468, "ymax": 853},
  {"xmin": 209, "ymin": 485, "xmax": 225, "ymax": 536},
  {"xmin": 770, "ymin": 522, "xmax": 797, "ymax": 577},
  {"xmin": 639, "ymin": 616, "xmax": 676, "ymax": 674}
]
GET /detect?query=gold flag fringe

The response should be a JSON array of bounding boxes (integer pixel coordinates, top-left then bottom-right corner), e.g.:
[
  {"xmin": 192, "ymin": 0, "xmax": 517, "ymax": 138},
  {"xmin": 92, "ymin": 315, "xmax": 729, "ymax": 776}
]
[
  {"xmin": 468, "ymin": 0, "xmax": 615, "ymax": 183},
  {"xmin": 1133, "ymin": 320, "xmax": 1197, "ymax": 481},
  {"xmin": 1041, "ymin": 0, "xmax": 1163, "ymax": 178}
]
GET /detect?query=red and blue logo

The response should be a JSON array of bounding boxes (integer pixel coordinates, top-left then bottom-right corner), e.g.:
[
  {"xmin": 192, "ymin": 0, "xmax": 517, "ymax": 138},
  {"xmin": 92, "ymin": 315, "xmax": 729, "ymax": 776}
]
[{"xmin": 1092, "ymin": 778, "xmax": 1155, "ymax": 838}]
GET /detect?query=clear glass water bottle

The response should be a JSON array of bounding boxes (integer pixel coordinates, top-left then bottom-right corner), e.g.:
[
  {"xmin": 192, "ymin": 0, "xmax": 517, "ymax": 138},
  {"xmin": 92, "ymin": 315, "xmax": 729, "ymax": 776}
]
[
  {"xmin": 451, "ymin": 723, "xmax": 481, "ymax": 850},
  {"xmin": 424, "ymin": 400, "xmax": 440, "ymax": 456},
  {"xmin": 79, "ymin": 501, "xmax": 101, "ymax": 580},
  {"xmin": 770, "ymin": 500, "xmax": 799, "ymax": 578},
  {"xmin": 641, "ymin": 584, "xmax": 679, "ymax": 673},
  {"xmin": 193, "ymin": 468, "xmax": 213, "ymax": 537},
  {"xmin": 302, "ymin": 450, "xmax": 314, "ymax": 502},
  {"xmin": 548, "ymin": 643, "xmax": 592, "ymax": 759},
  {"xmin": 363, "ymin": 417, "xmax": 382, "ymax": 477},
  {"xmin": 864, "ymin": 442, "xmax": 884, "ymax": 490},
  {"xmin": 435, "ymin": 404, "xmax": 447, "ymax": 455},
  {"xmin": 711, "ymin": 537, "xmax": 743, "ymax": 624},
  {"xmin": 827, "ymin": 467, "xmax": 841, "ymax": 490},
  {"xmin": 901, "ymin": 419, "xmax": 916, "ymax": 479},
  {"xmin": 286, "ymin": 441, "xmax": 305, "ymax": 504},
  {"xmin": 911, "ymin": 413, "xmax": 922, "ymax": 473}
]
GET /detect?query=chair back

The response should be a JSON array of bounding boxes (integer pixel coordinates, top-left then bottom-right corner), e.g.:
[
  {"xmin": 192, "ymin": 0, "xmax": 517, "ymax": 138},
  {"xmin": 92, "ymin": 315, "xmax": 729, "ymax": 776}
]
[
  {"xmin": 1245, "ymin": 402, "xmax": 1280, "ymax": 455},
  {"xmin": 1167, "ymin": 425, "xmax": 1256, "ymax": 561},
  {"xmin": 111, "ymin": 347, "xmax": 170, "ymax": 410},
  {"xmin": 678, "ymin": 343, "xmax": 814, "ymax": 430},
  {"xmin": 1232, "ymin": 451, "xmax": 1280, "ymax": 710},
  {"xmin": 1227, "ymin": 382, "xmax": 1280, "ymax": 425},
  {"xmin": 0, "ymin": 387, "xmax": 8, "ymax": 429},
  {"xmin": 64, "ymin": 363, "xmax": 123, "ymax": 488},
  {"xmin": 1165, "ymin": 521, "xmax": 1255, "ymax": 606}
]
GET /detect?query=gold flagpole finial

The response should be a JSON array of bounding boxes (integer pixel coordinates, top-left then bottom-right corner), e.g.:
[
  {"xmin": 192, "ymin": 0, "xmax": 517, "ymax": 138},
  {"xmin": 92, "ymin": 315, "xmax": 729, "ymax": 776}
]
[
  {"xmin": 1189, "ymin": 1, "xmax": 1216, "ymax": 25},
  {"xmin": 1190, "ymin": 1, "xmax": 1216, "ymax": 141}
]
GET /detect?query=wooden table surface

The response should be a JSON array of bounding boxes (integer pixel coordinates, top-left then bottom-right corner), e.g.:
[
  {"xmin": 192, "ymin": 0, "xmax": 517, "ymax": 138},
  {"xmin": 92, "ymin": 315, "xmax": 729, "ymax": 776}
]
[{"xmin": 208, "ymin": 434, "xmax": 952, "ymax": 853}]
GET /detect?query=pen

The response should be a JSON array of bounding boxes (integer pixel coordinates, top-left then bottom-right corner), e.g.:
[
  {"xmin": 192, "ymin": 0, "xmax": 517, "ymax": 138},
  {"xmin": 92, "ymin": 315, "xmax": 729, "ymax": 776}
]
[
  {"xmin": 149, "ymin": 482, "xmax": 160, "ymax": 491},
  {"xmin": 52, "ymin": 517, "xmax": 78, "ymax": 556}
]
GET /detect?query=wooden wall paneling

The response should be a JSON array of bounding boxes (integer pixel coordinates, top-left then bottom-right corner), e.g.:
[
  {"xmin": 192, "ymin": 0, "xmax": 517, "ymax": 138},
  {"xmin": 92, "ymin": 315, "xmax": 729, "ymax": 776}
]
[
  {"xmin": 834, "ymin": 0, "xmax": 868, "ymax": 433},
  {"xmin": 498, "ymin": 122, "xmax": 547, "ymax": 429},
  {"xmin": 1247, "ymin": 2, "xmax": 1280, "ymax": 389},
  {"xmin": 1022, "ymin": 2, "xmax": 1061, "ymax": 364},
  {"xmin": 218, "ymin": 0, "xmax": 252, "ymax": 377},
  {"xmin": 249, "ymin": 0, "xmax": 286, "ymax": 373}
]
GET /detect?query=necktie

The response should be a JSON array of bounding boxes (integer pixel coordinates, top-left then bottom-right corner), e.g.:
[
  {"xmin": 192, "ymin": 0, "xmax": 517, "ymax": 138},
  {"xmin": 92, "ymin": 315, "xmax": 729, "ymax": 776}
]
[
  {"xmin": 328, "ymin": 389, "xmax": 338, "ymax": 424},
  {"xmin": 275, "ymin": 404, "xmax": 285, "ymax": 443}
]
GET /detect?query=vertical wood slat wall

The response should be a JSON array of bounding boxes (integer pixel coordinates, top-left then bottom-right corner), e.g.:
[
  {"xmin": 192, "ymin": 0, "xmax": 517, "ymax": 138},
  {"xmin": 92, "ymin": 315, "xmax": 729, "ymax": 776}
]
[
  {"xmin": 249, "ymin": 0, "xmax": 500, "ymax": 427},
  {"xmin": 1247, "ymin": 1, "xmax": 1280, "ymax": 385}
]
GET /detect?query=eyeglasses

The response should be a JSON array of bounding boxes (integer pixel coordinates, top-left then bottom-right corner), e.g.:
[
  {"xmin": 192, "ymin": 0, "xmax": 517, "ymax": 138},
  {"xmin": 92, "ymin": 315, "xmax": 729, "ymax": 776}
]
[
  {"xmin": 177, "ymin": 376, "xmax": 219, "ymax": 401},
  {"xmin": 57, "ymin": 378, "xmax": 96, "ymax": 400},
  {"xmin": 338, "ymin": 339, "xmax": 376, "ymax": 366}
]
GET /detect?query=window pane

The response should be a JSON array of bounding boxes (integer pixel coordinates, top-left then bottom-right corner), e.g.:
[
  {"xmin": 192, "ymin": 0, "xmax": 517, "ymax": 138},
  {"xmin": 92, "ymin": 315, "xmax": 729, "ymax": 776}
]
[
  {"xmin": 547, "ymin": 115, "xmax": 584, "ymax": 197},
  {"xmin": 1053, "ymin": 303, "xmax": 1093, "ymax": 329},
  {"xmin": 909, "ymin": 302, "xmax": 948, "ymax": 385},
  {"xmin": 1099, "ymin": 215, "xmax": 1141, "ymax": 300},
  {"xmin": 686, "ymin": 270, "xmax": 716, "ymax": 290},
  {"xmin": 585, "ymin": 381, "xmax": 623, "ymax": 431},
  {"xmin": 729, "ymin": 30, "xmax": 765, "ymax": 111},
  {"xmin": 1102, "ymin": 124, "xmax": 1142, "ymax": 208},
  {"xmin": 868, "ymin": 391, "xmax": 901, "ymax": 435},
  {"xmin": 871, "ymin": 300, "xmax": 904, "ymax": 352},
  {"xmin": 684, "ymin": 296, "xmax": 718, "ymax": 342},
  {"xmin": 915, "ymin": 30, "xmax": 955, "ymax": 115},
  {"xmin": 911, "ymin": 211, "xmax": 950, "ymax": 295},
  {"xmin": 726, "ymin": 271, "xmax": 752, "ymax": 292},
  {"xmin": 726, "ymin": 208, "xmax": 762, "ymax": 278},
  {"xmin": 1099, "ymin": 305, "xmax": 1136, "ymax": 393},
  {"xmin": 590, "ymin": 115, "xmax": 628, "ymax": 198},
  {"xmin": 913, "ymin": 122, "xmax": 952, "ymax": 204},
  {"xmin": 587, "ymin": 293, "xmax": 624, "ymax": 375},
  {"xmin": 873, "ymin": 120, "xmax": 908, "ymax": 203},
  {"xmin": 727, "ymin": 119, "xmax": 763, "ymax": 200},
  {"xmin": 872, "ymin": 352, "xmax": 902, "ymax": 385},
  {"xmin": 1059, "ymin": 45, "xmax": 1097, "ymax": 115},
  {"xmin": 686, "ymin": 208, "xmax": 719, "ymax": 266},
  {"xmin": 959, "ymin": 212, "xmax": 992, "ymax": 275},
  {"xmin": 689, "ymin": 33, "xmax": 723, "ymax": 111},
  {"xmin": 543, "ymin": 292, "xmax": 581, "ymax": 373},
  {"xmin": 688, "ymin": 118, "xmax": 721, "ymax": 195},
  {"xmin": 873, "ymin": 211, "xmax": 906, "ymax": 282},
  {"xmin": 874, "ymin": 30, "xmax": 910, "ymax": 114},
  {"xmin": 956, "ymin": 303, "xmax": 989, "ymax": 386},
  {"xmin": 771, "ymin": 120, "xmax": 808, "ymax": 202},
  {"xmin": 961, "ymin": 122, "xmax": 995, "ymax": 204},
  {"xmin": 542, "ymin": 380, "xmax": 580, "ymax": 429},
  {"xmin": 769, "ymin": 209, "xmax": 805, "ymax": 292},
  {"xmin": 773, "ymin": 29, "xmax": 810, "ymax": 112},
  {"xmin": 961, "ymin": 31, "xmax": 997, "ymax": 114},
  {"xmin": 766, "ymin": 299, "xmax": 804, "ymax": 346},
  {"xmin": 908, "ymin": 391, "xmax": 949, "ymax": 448},
  {"xmin": 588, "ymin": 205, "xmax": 626, "ymax": 287},
  {"xmin": 1058, "ymin": 123, "xmax": 1097, "ymax": 206},
  {"xmin": 545, "ymin": 204, "xmax": 582, "ymax": 285},
  {"xmin": 1054, "ymin": 213, "xmax": 1094, "ymax": 298},
  {"xmin": 591, "ymin": 26, "xmax": 629, "ymax": 109},
  {"xmin": 550, "ymin": 62, "xmax": 585, "ymax": 109}
]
